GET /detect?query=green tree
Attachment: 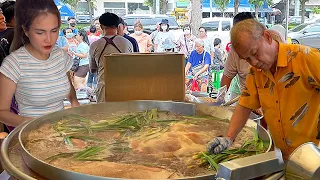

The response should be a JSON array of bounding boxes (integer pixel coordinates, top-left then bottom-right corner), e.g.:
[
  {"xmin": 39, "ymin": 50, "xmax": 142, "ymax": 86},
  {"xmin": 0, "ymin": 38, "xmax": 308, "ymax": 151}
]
[
  {"xmin": 144, "ymin": 0, "xmax": 154, "ymax": 7},
  {"xmin": 248, "ymin": 0, "xmax": 272, "ymax": 19},
  {"xmin": 61, "ymin": 0, "xmax": 76, "ymax": 11},
  {"xmin": 214, "ymin": 0, "xmax": 231, "ymax": 17},
  {"xmin": 312, "ymin": 7, "xmax": 320, "ymax": 14},
  {"xmin": 61, "ymin": 0, "xmax": 96, "ymax": 23},
  {"xmin": 144, "ymin": 0, "xmax": 167, "ymax": 14},
  {"xmin": 300, "ymin": 0, "xmax": 309, "ymax": 23}
]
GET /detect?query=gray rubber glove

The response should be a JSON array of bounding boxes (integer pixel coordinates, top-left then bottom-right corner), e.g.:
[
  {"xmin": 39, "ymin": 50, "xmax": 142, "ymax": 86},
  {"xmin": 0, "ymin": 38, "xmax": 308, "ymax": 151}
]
[{"xmin": 206, "ymin": 137, "xmax": 233, "ymax": 154}]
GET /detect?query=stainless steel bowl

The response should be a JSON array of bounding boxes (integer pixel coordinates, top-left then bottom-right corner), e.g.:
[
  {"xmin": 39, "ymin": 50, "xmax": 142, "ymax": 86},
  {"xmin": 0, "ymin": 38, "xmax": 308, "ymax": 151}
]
[
  {"xmin": 1, "ymin": 101, "xmax": 272, "ymax": 180},
  {"xmin": 286, "ymin": 142, "xmax": 320, "ymax": 180}
]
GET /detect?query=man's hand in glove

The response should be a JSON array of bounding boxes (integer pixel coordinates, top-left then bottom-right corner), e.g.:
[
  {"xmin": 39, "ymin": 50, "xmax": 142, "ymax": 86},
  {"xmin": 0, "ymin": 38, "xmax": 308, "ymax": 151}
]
[{"xmin": 206, "ymin": 137, "xmax": 233, "ymax": 154}]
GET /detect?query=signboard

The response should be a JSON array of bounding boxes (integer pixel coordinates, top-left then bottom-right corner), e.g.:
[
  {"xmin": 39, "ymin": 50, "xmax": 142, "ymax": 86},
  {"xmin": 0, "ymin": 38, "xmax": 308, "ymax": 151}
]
[{"xmin": 176, "ymin": 1, "xmax": 190, "ymax": 8}]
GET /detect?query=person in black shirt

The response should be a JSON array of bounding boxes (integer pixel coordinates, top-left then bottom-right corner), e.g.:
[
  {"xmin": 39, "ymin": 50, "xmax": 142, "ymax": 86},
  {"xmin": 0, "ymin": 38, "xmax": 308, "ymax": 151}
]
[
  {"xmin": 118, "ymin": 17, "xmax": 139, "ymax": 52},
  {"xmin": 0, "ymin": 5, "xmax": 18, "ymax": 133},
  {"xmin": 0, "ymin": 1, "xmax": 14, "ymax": 51},
  {"xmin": 0, "ymin": 7, "xmax": 9, "ymax": 65}
]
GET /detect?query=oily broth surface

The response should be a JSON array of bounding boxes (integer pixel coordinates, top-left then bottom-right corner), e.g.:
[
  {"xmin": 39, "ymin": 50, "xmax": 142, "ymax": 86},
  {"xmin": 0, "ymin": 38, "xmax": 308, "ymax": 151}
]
[{"xmin": 25, "ymin": 111, "xmax": 254, "ymax": 179}]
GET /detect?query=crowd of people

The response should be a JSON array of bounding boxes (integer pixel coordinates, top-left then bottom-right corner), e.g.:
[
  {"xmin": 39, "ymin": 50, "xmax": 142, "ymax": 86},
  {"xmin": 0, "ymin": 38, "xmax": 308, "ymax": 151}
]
[{"xmin": 56, "ymin": 14, "xmax": 228, "ymax": 98}]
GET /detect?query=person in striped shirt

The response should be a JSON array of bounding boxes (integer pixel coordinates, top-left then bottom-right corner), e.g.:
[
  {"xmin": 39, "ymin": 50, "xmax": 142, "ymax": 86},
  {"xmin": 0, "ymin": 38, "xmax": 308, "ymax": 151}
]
[{"xmin": 0, "ymin": 0, "xmax": 79, "ymax": 127}]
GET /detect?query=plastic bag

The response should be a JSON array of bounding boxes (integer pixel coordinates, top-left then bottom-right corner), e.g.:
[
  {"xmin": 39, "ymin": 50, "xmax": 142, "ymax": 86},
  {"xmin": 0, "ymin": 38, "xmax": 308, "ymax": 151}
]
[
  {"xmin": 216, "ymin": 85, "xmax": 227, "ymax": 103},
  {"xmin": 190, "ymin": 79, "xmax": 200, "ymax": 91},
  {"xmin": 185, "ymin": 94, "xmax": 202, "ymax": 103}
]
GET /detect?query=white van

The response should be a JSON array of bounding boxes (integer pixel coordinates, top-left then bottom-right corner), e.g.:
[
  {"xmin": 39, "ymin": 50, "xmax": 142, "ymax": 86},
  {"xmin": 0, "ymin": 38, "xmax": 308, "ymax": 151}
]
[{"xmin": 201, "ymin": 17, "xmax": 233, "ymax": 49}]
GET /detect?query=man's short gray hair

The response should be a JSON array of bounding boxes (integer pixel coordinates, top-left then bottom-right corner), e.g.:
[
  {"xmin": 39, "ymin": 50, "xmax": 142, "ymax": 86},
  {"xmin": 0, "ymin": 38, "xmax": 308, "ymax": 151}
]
[
  {"xmin": 194, "ymin": 39, "xmax": 205, "ymax": 47},
  {"xmin": 231, "ymin": 19, "xmax": 266, "ymax": 50}
]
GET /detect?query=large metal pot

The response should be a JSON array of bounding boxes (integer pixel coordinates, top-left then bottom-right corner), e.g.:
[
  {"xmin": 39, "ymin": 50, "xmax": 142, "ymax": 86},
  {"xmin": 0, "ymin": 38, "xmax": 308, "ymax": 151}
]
[
  {"xmin": 286, "ymin": 142, "xmax": 320, "ymax": 180},
  {"xmin": 1, "ymin": 101, "xmax": 272, "ymax": 180}
]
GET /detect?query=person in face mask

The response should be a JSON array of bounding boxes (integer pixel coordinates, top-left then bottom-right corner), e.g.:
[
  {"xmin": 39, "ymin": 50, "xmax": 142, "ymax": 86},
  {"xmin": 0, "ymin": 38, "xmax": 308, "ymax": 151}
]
[
  {"xmin": 154, "ymin": 19, "xmax": 175, "ymax": 52},
  {"xmin": 68, "ymin": 17, "xmax": 79, "ymax": 33},
  {"xmin": 64, "ymin": 28, "xmax": 78, "ymax": 57},
  {"xmin": 59, "ymin": 17, "xmax": 79, "ymax": 36},
  {"xmin": 177, "ymin": 24, "xmax": 196, "ymax": 65},
  {"xmin": 129, "ymin": 21, "xmax": 152, "ymax": 53}
]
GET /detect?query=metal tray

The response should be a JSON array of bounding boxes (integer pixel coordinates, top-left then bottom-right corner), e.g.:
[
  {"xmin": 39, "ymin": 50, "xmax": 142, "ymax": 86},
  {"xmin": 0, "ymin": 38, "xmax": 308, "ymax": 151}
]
[{"xmin": 1, "ymin": 101, "xmax": 272, "ymax": 180}]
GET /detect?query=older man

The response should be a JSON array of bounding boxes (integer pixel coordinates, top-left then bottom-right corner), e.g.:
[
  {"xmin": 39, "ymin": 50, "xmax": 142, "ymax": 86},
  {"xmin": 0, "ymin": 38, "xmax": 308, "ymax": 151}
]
[
  {"xmin": 220, "ymin": 12, "xmax": 286, "ymax": 103},
  {"xmin": 185, "ymin": 39, "xmax": 211, "ymax": 92},
  {"xmin": 207, "ymin": 19, "xmax": 320, "ymax": 159}
]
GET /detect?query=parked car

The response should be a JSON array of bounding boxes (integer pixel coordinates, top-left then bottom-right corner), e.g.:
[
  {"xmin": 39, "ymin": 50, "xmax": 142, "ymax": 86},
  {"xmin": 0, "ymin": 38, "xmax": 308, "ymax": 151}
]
[
  {"xmin": 123, "ymin": 14, "xmax": 183, "ymax": 41},
  {"xmin": 76, "ymin": 14, "xmax": 91, "ymax": 24},
  {"xmin": 282, "ymin": 16, "xmax": 310, "ymax": 25},
  {"xmin": 201, "ymin": 17, "xmax": 233, "ymax": 49},
  {"xmin": 288, "ymin": 23, "xmax": 320, "ymax": 49},
  {"xmin": 305, "ymin": 16, "xmax": 320, "ymax": 23},
  {"xmin": 61, "ymin": 18, "xmax": 67, "ymax": 24}
]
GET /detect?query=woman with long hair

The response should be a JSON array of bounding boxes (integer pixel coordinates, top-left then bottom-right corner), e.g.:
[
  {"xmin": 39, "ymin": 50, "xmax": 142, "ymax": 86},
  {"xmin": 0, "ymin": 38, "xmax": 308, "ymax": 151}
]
[
  {"xmin": 72, "ymin": 29, "xmax": 90, "ymax": 89},
  {"xmin": 0, "ymin": 0, "xmax": 79, "ymax": 127}
]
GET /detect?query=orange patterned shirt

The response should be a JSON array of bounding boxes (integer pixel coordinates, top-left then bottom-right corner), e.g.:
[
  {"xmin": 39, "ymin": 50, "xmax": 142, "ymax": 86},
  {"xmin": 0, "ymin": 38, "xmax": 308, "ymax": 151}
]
[{"xmin": 239, "ymin": 43, "xmax": 320, "ymax": 159}]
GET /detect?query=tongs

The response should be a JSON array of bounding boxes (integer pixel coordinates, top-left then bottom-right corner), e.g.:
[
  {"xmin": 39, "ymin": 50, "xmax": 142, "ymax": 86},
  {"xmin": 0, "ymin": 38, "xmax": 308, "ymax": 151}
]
[
  {"xmin": 207, "ymin": 95, "xmax": 241, "ymax": 107},
  {"xmin": 221, "ymin": 95, "xmax": 240, "ymax": 106}
]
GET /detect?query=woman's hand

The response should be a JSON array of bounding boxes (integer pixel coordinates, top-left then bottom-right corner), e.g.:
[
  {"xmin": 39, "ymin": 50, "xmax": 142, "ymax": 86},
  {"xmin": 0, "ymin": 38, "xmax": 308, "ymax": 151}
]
[{"xmin": 24, "ymin": 117, "xmax": 33, "ymax": 121}]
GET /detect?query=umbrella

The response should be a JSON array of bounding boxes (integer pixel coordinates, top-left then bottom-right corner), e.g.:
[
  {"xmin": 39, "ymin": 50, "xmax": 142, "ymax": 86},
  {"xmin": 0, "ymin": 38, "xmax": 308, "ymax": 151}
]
[{"xmin": 54, "ymin": 0, "xmax": 75, "ymax": 17}]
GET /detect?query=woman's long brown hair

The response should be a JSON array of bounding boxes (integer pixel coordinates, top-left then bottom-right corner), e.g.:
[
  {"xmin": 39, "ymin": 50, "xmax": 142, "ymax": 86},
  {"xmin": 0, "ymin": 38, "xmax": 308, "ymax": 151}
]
[{"xmin": 10, "ymin": 0, "xmax": 61, "ymax": 53}]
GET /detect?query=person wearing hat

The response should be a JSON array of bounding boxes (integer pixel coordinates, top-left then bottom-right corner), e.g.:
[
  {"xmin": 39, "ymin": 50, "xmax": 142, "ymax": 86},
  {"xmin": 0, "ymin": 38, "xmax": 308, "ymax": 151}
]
[
  {"xmin": 154, "ymin": 19, "xmax": 175, "ymax": 52},
  {"xmin": 130, "ymin": 21, "xmax": 152, "ymax": 53},
  {"xmin": 118, "ymin": 17, "xmax": 139, "ymax": 52},
  {"xmin": 89, "ymin": 12, "xmax": 133, "ymax": 103},
  {"xmin": 185, "ymin": 39, "xmax": 211, "ymax": 92}
]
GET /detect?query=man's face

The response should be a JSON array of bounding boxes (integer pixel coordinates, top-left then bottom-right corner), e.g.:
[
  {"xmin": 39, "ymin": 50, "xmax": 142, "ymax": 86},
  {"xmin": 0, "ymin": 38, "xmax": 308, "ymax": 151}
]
[
  {"xmin": 235, "ymin": 31, "xmax": 276, "ymax": 70},
  {"xmin": 0, "ymin": 9, "xmax": 6, "ymax": 31},
  {"xmin": 68, "ymin": 18, "xmax": 76, "ymax": 28},
  {"xmin": 65, "ymin": 29, "xmax": 72, "ymax": 34},
  {"xmin": 195, "ymin": 43, "xmax": 204, "ymax": 54},
  {"xmin": 118, "ymin": 23, "xmax": 124, "ymax": 36},
  {"xmin": 199, "ymin": 28, "xmax": 206, "ymax": 38},
  {"xmin": 123, "ymin": 25, "xmax": 128, "ymax": 32},
  {"xmin": 94, "ymin": 20, "xmax": 102, "ymax": 33}
]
